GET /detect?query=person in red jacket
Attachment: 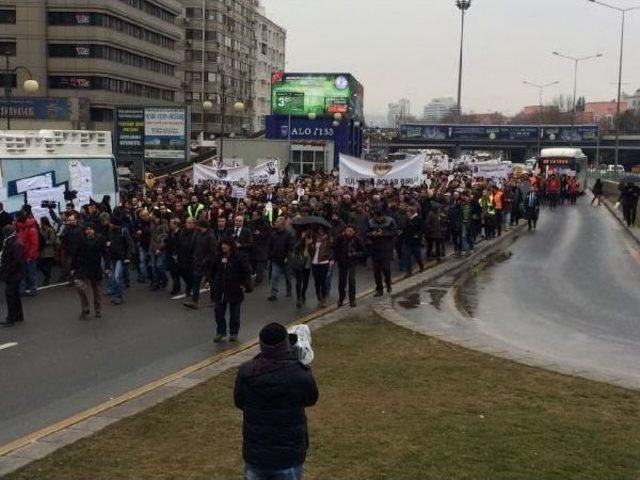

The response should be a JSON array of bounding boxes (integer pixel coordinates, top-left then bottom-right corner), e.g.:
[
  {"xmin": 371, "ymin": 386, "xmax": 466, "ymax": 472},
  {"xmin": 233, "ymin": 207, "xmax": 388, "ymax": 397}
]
[
  {"xmin": 567, "ymin": 177, "xmax": 579, "ymax": 205},
  {"xmin": 14, "ymin": 209, "xmax": 40, "ymax": 296},
  {"xmin": 547, "ymin": 175, "xmax": 561, "ymax": 210}
]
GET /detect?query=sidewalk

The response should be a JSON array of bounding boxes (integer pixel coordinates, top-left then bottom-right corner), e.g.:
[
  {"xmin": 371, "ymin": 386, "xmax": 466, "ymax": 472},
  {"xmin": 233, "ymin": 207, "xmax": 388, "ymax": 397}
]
[{"xmin": 601, "ymin": 195, "xmax": 640, "ymax": 246}]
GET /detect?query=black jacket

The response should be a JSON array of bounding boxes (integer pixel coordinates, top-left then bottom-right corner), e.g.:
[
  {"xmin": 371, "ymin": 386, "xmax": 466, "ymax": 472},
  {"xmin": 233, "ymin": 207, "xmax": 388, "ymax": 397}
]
[
  {"xmin": 0, "ymin": 234, "xmax": 26, "ymax": 283},
  {"xmin": 230, "ymin": 226, "xmax": 253, "ymax": 256},
  {"xmin": 60, "ymin": 224, "xmax": 84, "ymax": 256},
  {"xmin": 366, "ymin": 216, "xmax": 397, "ymax": 261},
  {"xmin": 73, "ymin": 234, "xmax": 109, "ymax": 281},
  {"xmin": 176, "ymin": 228, "xmax": 195, "ymax": 270},
  {"xmin": 334, "ymin": 234, "xmax": 364, "ymax": 266},
  {"xmin": 234, "ymin": 341, "xmax": 319, "ymax": 470},
  {"xmin": 269, "ymin": 228, "xmax": 293, "ymax": 265},
  {"xmin": 105, "ymin": 227, "xmax": 130, "ymax": 262},
  {"xmin": 211, "ymin": 251, "xmax": 251, "ymax": 304},
  {"xmin": 402, "ymin": 214, "xmax": 424, "ymax": 246},
  {"xmin": 619, "ymin": 184, "xmax": 640, "ymax": 207},
  {"xmin": 251, "ymin": 219, "xmax": 272, "ymax": 262},
  {"xmin": 192, "ymin": 229, "xmax": 218, "ymax": 276},
  {"xmin": 0, "ymin": 210, "xmax": 12, "ymax": 245}
]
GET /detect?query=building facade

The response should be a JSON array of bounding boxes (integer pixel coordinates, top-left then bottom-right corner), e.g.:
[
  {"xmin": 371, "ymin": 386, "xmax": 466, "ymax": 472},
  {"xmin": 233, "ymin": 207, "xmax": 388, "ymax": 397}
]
[
  {"xmin": 181, "ymin": 0, "xmax": 261, "ymax": 139},
  {"xmin": 251, "ymin": 6, "xmax": 285, "ymax": 133},
  {"xmin": 423, "ymin": 97, "xmax": 455, "ymax": 122},
  {"xmin": 387, "ymin": 98, "xmax": 410, "ymax": 128},
  {"xmin": 0, "ymin": 0, "xmax": 184, "ymax": 131}
]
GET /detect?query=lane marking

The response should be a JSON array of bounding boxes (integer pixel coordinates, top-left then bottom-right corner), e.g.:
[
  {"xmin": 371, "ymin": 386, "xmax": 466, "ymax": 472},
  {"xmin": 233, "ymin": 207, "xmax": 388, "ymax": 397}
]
[
  {"xmin": 36, "ymin": 282, "xmax": 69, "ymax": 291},
  {"xmin": 0, "ymin": 343, "xmax": 18, "ymax": 351},
  {"xmin": 171, "ymin": 288, "xmax": 209, "ymax": 300}
]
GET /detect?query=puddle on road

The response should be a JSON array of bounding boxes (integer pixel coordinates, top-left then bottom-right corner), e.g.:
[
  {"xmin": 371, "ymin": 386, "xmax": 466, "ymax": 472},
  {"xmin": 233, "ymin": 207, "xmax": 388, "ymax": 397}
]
[
  {"xmin": 396, "ymin": 288, "xmax": 448, "ymax": 311},
  {"xmin": 456, "ymin": 251, "xmax": 513, "ymax": 318}
]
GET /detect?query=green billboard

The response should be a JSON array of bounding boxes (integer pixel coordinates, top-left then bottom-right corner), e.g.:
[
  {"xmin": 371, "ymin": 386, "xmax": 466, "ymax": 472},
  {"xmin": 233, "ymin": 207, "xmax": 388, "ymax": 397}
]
[{"xmin": 271, "ymin": 73, "xmax": 362, "ymax": 118}]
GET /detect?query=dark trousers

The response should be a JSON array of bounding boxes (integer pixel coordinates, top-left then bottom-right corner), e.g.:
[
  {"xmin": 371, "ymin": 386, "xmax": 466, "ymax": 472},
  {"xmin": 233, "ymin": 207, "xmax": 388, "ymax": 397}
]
[
  {"xmin": 252, "ymin": 260, "xmax": 268, "ymax": 285},
  {"xmin": 311, "ymin": 263, "xmax": 329, "ymax": 301},
  {"xmin": 37, "ymin": 257, "xmax": 54, "ymax": 283},
  {"xmin": 495, "ymin": 210, "xmax": 503, "ymax": 236},
  {"xmin": 5, "ymin": 280, "xmax": 23, "ymax": 323},
  {"xmin": 294, "ymin": 268, "xmax": 310, "ymax": 301},
  {"xmin": 338, "ymin": 263, "xmax": 356, "ymax": 302},
  {"xmin": 427, "ymin": 239, "xmax": 445, "ymax": 258},
  {"xmin": 191, "ymin": 274, "xmax": 203, "ymax": 303},
  {"xmin": 549, "ymin": 193, "xmax": 559, "ymax": 209},
  {"xmin": 214, "ymin": 300, "xmax": 241, "ymax": 336},
  {"xmin": 373, "ymin": 259, "xmax": 391, "ymax": 292},
  {"xmin": 401, "ymin": 242, "xmax": 423, "ymax": 274},
  {"xmin": 168, "ymin": 260, "xmax": 181, "ymax": 293},
  {"xmin": 75, "ymin": 277, "xmax": 102, "ymax": 314},
  {"xmin": 526, "ymin": 207, "xmax": 539, "ymax": 230},
  {"xmin": 179, "ymin": 267, "xmax": 193, "ymax": 297},
  {"xmin": 623, "ymin": 205, "xmax": 637, "ymax": 227}
]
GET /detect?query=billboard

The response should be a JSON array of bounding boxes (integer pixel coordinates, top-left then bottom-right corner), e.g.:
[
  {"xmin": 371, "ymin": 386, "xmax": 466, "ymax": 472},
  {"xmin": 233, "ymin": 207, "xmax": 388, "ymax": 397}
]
[
  {"xmin": 271, "ymin": 73, "xmax": 363, "ymax": 119},
  {"xmin": 144, "ymin": 108, "xmax": 187, "ymax": 160},
  {"xmin": 115, "ymin": 108, "xmax": 145, "ymax": 156},
  {"xmin": 0, "ymin": 97, "xmax": 70, "ymax": 121},
  {"xmin": 399, "ymin": 124, "xmax": 599, "ymax": 143}
]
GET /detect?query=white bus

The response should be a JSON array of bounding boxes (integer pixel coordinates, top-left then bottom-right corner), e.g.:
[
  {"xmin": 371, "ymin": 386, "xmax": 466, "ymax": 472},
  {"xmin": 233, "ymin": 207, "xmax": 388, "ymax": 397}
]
[
  {"xmin": 0, "ymin": 130, "xmax": 117, "ymax": 220},
  {"xmin": 538, "ymin": 148, "xmax": 588, "ymax": 193}
]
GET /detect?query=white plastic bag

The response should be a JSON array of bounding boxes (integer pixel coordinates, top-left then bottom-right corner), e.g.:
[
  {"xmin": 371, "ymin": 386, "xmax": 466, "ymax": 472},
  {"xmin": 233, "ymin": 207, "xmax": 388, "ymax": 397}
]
[{"xmin": 288, "ymin": 324, "xmax": 314, "ymax": 366}]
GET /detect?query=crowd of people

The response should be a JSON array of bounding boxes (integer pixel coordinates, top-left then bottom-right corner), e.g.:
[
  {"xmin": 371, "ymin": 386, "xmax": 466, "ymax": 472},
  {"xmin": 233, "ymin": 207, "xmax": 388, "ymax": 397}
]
[{"xmin": 3, "ymin": 165, "xmax": 631, "ymax": 333}]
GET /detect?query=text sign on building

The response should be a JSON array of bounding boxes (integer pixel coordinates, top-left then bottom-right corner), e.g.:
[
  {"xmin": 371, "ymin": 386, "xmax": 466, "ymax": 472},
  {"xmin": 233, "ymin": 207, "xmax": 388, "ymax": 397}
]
[
  {"xmin": 115, "ymin": 108, "xmax": 145, "ymax": 156},
  {"xmin": 144, "ymin": 108, "xmax": 187, "ymax": 160},
  {"xmin": 0, "ymin": 97, "xmax": 70, "ymax": 121}
]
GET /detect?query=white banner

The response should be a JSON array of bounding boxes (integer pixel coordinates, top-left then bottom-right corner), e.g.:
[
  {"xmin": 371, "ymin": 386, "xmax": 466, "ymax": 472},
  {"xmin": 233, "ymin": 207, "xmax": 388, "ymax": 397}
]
[
  {"xmin": 472, "ymin": 162, "xmax": 513, "ymax": 180},
  {"xmin": 193, "ymin": 163, "xmax": 250, "ymax": 187},
  {"xmin": 251, "ymin": 160, "xmax": 281, "ymax": 185},
  {"xmin": 339, "ymin": 153, "xmax": 423, "ymax": 188}
]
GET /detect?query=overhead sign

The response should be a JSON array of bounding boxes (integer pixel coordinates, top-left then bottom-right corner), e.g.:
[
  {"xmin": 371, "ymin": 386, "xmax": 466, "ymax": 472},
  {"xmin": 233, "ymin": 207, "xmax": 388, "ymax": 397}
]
[
  {"xmin": 400, "ymin": 124, "xmax": 599, "ymax": 143},
  {"xmin": 472, "ymin": 162, "xmax": 513, "ymax": 179},
  {"xmin": 339, "ymin": 153, "xmax": 423, "ymax": 188},
  {"xmin": 271, "ymin": 73, "xmax": 363, "ymax": 118},
  {"xmin": 193, "ymin": 163, "xmax": 250, "ymax": 187},
  {"xmin": 0, "ymin": 97, "xmax": 70, "ymax": 121},
  {"xmin": 144, "ymin": 108, "xmax": 187, "ymax": 160}
]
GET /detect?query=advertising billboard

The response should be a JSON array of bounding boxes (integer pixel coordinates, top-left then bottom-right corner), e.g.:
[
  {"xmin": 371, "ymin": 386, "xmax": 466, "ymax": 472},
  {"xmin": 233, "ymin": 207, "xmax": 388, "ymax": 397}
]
[
  {"xmin": 0, "ymin": 97, "xmax": 70, "ymax": 121},
  {"xmin": 271, "ymin": 73, "xmax": 363, "ymax": 119},
  {"xmin": 115, "ymin": 108, "xmax": 145, "ymax": 156},
  {"xmin": 144, "ymin": 108, "xmax": 187, "ymax": 160}
]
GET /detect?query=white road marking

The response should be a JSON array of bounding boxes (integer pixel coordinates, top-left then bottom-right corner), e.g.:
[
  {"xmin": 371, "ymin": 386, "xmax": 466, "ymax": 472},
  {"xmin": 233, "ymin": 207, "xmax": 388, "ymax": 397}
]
[
  {"xmin": 0, "ymin": 342, "xmax": 18, "ymax": 351},
  {"xmin": 171, "ymin": 288, "xmax": 209, "ymax": 301},
  {"xmin": 36, "ymin": 282, "xmax": 68, "ymax": 291}
]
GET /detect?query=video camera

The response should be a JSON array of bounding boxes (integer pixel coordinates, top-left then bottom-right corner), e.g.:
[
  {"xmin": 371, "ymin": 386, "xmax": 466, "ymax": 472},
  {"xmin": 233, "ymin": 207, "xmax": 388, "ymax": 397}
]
[
  {"xmin": 64, "ymin": 190, "xmax": 78, "ymax": 202},
  {"xmin": 40, "ymin": 200, "xmax": 58, "ymax": 209}
]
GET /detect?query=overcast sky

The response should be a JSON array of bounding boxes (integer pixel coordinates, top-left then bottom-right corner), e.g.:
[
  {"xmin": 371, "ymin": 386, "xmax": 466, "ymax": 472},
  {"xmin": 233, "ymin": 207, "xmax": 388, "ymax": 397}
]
[{"xmin": 261, "ymin": 0, "xmax": 640, "ymax": 119}]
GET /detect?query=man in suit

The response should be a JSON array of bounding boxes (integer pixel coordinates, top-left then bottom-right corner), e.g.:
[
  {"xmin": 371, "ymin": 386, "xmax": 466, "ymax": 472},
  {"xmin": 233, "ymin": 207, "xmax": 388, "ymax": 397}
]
[
  {"xmin": 231, "ymin": 215, "xmax": 253, "ymax": 258},
  {"xmin": 524, "ymin": 187, "xmax": 540, "ymax": 231},
  {"xmin": 0, "ymin": 225, "xmax": 26, "ymax": 327}
]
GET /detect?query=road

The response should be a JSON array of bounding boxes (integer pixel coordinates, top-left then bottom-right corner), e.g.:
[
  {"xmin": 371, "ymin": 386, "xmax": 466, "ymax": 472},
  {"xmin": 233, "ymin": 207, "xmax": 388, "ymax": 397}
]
[
  {"xmin": 0, "ymin": 260, "xmax": 400, "ymax": 447},
  {"xmin": 457, "ymin": 200, "xmax": 640, "ymax": 384}
]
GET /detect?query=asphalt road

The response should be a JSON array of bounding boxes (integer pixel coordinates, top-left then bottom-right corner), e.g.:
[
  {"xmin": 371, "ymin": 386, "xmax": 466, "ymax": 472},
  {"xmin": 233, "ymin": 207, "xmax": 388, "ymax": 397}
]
[
  {"xmin": 458, "ymin": 200, "xmax": 640, "ymax": 384},
  {"xmin": 0, "ymin": 260, "xmax": 401, "ymax": 446}
]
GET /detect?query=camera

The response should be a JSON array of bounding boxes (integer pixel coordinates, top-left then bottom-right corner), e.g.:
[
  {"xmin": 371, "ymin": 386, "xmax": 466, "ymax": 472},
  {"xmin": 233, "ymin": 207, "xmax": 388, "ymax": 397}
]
[
  {"xmin": 41, "ymin": 200, "xmax": 57, "ymax": 209},
  {"xmin": 64, "ymin": 190, "xmax": 78, "ymax": 201}
]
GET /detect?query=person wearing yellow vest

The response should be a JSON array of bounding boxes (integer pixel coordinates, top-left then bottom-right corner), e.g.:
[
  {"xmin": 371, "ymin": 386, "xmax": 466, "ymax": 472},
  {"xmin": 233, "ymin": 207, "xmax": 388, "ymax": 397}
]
[{"xmin": 187, "ymin": 195, "xmax": 204, "ymax": 220}]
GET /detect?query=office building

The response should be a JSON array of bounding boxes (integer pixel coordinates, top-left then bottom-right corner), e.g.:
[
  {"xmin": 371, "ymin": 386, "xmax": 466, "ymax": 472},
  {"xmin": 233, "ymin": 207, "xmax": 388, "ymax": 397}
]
[
  {"xmin": 423, "ymin": 97, "xmax": 455, "ymax": 122},
  {"xmin": 251, "ymin": 5, "xmax": 285, "ymax": 132},
  {"xmin": 387, "ymin": 98, "xmax": 410, "ymax": 128},
  {"xmin": 0, "ymin": 0, "xmax": 184, "ymax": 131}
]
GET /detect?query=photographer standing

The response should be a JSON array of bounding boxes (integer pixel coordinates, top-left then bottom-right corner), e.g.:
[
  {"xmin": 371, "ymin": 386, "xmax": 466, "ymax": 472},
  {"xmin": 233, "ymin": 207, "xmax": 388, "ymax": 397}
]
[{"xmin": 234, "ymin": 322, "xmax": 318, "ymax": 480}]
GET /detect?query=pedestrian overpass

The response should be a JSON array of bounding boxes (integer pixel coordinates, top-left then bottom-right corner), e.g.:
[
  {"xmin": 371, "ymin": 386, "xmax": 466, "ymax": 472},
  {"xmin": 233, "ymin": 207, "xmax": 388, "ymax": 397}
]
[{"xmin": 377, "ymin": 124, "xmax": 640, "ymax": 165}]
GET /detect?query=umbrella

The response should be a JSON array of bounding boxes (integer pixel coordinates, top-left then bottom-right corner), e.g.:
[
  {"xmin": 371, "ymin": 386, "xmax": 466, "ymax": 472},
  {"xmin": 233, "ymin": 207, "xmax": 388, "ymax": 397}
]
[{"xmin": 291, "ymin": 215, "xmax": 331, "ymax": 229}]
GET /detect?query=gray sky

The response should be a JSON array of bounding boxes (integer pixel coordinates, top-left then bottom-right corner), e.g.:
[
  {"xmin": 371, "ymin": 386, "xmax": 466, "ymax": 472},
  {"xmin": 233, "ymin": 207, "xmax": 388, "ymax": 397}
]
[{"xmin": 261, "ymin": 0, "xmax": 640, "ymax": 118}]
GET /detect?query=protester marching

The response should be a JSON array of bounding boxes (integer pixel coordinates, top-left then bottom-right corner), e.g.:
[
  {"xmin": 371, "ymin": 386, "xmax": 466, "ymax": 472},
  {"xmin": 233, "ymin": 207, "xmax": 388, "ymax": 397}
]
[{"xmin": 0, "ymin": 153, "xmax": 594, "ymax": 330}]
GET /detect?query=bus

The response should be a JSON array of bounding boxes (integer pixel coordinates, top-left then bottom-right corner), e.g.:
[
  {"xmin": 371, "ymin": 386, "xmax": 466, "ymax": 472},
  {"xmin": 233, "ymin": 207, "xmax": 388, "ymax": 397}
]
[
  {"xmin": 538, "ymin": 148, "xmax": 588, "ymax": 193},
  {"xmin": 0, "ymin": 130, "xmax": 117, "ymax": 220}
]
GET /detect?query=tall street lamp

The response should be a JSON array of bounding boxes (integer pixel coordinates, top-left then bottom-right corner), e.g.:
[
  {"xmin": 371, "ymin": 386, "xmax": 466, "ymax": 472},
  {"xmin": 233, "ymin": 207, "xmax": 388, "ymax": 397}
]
[
  {"xmin": 552, "ymin": 51, "xmax": 603, "ymax": 146},
  {"xmin": 2, "ymin": 51, "xmax": 40, "ymax": 129},
  {"xmin": 523, "ymin": 80, "xmax": 560, "ymax": 154},
  {"xmin": 202, "ymin": 100, "xmax": 213, "ymax": 144},
  {"xmin": 586, "ymin": 0, "xmax": 640, "ymax": 172},
  {"xmin": 455, "ymin": 0, "xmax": 472, "ymax": 118}
]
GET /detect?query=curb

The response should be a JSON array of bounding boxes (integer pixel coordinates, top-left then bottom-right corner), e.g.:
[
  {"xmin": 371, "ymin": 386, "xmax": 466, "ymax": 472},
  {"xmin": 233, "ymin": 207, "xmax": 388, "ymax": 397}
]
[{"xmin": 596, "ymin": 189, "xmax": 640, "ymax": 247}]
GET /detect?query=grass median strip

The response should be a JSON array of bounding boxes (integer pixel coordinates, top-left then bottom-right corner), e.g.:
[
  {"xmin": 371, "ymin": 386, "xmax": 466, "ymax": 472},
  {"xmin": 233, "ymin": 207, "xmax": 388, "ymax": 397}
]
[{"xmin": 8, "ymin": 315, "xmax": 640, "ymax": 479}]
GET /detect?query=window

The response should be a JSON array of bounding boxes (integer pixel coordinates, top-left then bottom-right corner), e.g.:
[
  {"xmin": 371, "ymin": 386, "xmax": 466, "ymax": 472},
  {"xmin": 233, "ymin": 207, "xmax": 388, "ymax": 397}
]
[
  {"xmin": 291, "ymin": 148, "xmax": 327, "ymax": 175},
  {"xmin": 49, "ymin": 75, "xmax": 176, "ymax": 101},
  {"xmin": 90, "ymin": 107, "xmax": 114, "ymax": 122},
  {"xmin": 119, "ymin": 0, "xmax": 177, "ymax": 23},
  {"xmin": 0, "ymin": 9, "xmax": 16, "ymax": 24},
  {"xmin": 0, "ymin": 41, "xmax": 16, "ymax": 56},
  {"xmin": 185, "ymin": 7, "xmax": 202, "ymax": 19}
]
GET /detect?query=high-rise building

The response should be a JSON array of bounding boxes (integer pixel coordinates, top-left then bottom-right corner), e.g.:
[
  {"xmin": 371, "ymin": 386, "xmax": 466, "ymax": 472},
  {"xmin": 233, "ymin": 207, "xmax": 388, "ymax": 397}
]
[
  {"xmin": 181, "ymin": 0, "xmax": 262, "ymax": 139},
  {"xmin": 251, "ymin": 6, "xmax": 285, "ymax": 133},
  {"xmin": 423, "ymin": 97, "xmax": 456, "ymax": 122},
  {"xmin": 387, "ymin": 98, "xmax": 410, "ymax": 127},
  {"xmin": 0, "ymin": 0, "xmax": 184, "ymax": 131}
]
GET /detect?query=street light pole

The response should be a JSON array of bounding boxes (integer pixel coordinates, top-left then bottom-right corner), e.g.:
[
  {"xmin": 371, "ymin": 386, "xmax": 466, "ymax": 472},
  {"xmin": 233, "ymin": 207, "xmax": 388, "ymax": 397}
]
[
  {"xmin": 552, "ymin": 51, "xmax": 603, "ymax": 146},
  {"xmin": 523, "ymin": 80, "xmax": 559, "ymax": 154},
  {"xmin": 2, "ymin": 51, "xmax": 40, "ymax": 129},
  {"xmin": 586, "ymin": 0, "xmax": 640, "ymax": 172},
  {"xmin": 455, "ymin": 0, "xmax": 471, "ymax": 118},
  {"xmin": 219, "ymin": 70, "xmax": 227, "ymax": 167}
]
